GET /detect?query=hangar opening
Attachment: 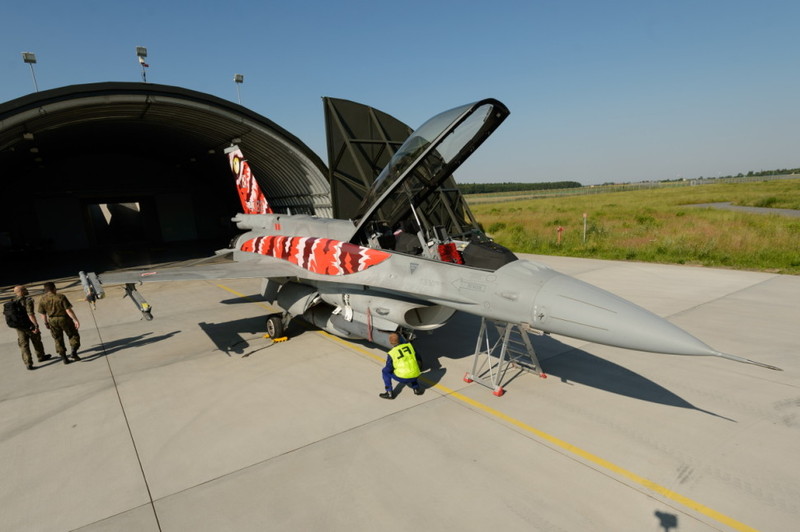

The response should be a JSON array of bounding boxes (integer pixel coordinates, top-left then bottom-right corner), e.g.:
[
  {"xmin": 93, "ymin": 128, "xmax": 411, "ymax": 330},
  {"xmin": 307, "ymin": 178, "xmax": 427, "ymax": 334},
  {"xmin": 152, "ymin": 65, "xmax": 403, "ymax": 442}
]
[{"xmin": 0, "ymin": 82, "xmax": 332, "ymax": 283}]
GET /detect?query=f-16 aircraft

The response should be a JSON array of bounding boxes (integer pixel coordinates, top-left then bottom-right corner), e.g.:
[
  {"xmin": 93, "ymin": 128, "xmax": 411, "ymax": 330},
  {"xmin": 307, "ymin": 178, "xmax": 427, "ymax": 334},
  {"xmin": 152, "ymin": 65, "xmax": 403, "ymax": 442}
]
[{"xmin": 80, "ymin": 98, "xmax": 779, "ymax": 393}]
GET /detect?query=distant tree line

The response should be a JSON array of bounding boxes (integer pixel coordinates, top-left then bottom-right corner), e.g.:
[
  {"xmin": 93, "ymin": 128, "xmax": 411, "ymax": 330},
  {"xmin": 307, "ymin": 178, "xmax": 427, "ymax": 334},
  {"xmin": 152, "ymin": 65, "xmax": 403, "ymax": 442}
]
[
  {"xmin": 659, "ymin": 168, "xmax": 800, "ymax": 183},
  {"xmin": 733, "ymin": 168, "xmax": 800, "ymax": 179},
  {"xmin": 665, "ymin": 167, "xmax": 800, "ymax": 182},
  {"xmin": 459, "ymin": 168, "xmax": 799, "ymax": 193},
  {"xmin": 457, "ymin": 181, "xmax": 582, "ymax": 194}
]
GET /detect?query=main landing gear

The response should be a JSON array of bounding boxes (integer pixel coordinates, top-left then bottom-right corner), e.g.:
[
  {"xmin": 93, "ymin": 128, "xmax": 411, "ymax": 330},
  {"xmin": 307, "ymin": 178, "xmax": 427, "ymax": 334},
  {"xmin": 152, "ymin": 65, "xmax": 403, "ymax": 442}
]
[{"xmin": 265, "ymin": 313, "xmax": 287, "ymax": 340}]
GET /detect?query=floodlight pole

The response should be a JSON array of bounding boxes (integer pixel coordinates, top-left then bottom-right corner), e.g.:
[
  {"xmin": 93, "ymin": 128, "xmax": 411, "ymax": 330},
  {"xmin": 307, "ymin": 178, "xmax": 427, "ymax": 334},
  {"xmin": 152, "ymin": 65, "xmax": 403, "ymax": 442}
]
[
  {"xmin": 234, "ymin": 73, "xmax": 244, "ymax": 104},
  {"xmin": 136, "ymin": 46, "xmax": 148, "ymax": 83},
  {"xmin": 21, "ymin": 52, "xmax": 39, "ymax": 92}
]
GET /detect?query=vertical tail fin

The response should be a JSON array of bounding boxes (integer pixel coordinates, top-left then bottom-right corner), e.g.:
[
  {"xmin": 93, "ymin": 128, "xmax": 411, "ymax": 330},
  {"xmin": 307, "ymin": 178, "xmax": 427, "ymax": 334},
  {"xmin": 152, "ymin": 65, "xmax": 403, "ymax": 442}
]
[{"xmin": 224, "ymin": 145, "xmax": 273, "ymax": 214}]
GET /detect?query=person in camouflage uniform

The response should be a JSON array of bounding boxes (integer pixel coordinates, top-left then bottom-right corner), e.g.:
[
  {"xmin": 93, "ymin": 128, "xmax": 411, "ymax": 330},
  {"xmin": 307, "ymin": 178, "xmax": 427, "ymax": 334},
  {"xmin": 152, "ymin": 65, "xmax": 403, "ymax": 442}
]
[
  {"xmin": 37, "ymin": 282, "xmax": 81, "ymax": 364},
  {"xmin": 12, "ymin": 285, "xmax": 52, "ymax": 370}
]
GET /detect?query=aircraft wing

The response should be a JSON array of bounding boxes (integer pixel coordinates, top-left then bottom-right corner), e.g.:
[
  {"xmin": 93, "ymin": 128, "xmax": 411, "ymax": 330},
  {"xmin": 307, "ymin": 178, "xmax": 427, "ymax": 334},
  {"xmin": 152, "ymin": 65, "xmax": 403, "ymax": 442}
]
[
  {"xmin": 93, "ymin": 257, "xmax": 299, "ymax": 286},
  {"xmin": 79, "ymin": 256, "xmax": 303, "ymax": 321}
]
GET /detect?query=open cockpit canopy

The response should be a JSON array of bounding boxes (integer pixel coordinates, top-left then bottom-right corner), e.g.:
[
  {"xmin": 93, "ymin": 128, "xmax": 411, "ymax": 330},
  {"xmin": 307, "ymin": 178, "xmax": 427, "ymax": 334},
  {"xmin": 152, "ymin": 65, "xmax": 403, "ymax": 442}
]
[{"xmin": 350, "ymin": 99, "xmax": 509, "ymax": 247}]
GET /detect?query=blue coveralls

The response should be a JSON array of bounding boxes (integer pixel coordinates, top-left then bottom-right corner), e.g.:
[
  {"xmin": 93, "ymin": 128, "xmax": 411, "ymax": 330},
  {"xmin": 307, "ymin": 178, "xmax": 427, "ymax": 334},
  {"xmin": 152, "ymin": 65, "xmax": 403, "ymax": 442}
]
[{"xmin": 382, "ymin": 342, "xmax": 422, "ymax": 391}]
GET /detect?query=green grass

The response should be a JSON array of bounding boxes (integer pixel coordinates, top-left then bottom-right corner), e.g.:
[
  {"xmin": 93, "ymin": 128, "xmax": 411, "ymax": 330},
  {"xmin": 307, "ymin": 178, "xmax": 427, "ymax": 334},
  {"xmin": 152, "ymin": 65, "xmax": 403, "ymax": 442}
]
[{"xmin": 469, "ymin": 179, "xmax": 800, "ymax": 274}]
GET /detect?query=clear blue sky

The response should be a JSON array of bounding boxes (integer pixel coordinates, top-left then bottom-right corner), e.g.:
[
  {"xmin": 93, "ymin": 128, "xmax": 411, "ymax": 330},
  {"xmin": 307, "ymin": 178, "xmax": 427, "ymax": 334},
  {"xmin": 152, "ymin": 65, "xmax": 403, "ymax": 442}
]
[{"xmin": 2, "ymin": 0, "xmax": 798, "ymax": 185}]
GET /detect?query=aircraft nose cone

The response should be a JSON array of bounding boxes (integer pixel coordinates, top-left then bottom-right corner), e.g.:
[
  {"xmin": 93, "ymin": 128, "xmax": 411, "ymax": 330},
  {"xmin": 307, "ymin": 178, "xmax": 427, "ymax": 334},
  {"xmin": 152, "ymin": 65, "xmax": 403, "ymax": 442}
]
[{"xmin": 532, "ymin": 273, "xmax": 717, "ymax": 356}]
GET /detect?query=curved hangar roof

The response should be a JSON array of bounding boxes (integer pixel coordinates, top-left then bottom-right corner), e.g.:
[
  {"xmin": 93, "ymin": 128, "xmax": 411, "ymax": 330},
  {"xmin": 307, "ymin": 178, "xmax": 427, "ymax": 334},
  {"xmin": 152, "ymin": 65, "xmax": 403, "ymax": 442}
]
[{"xmin": 0, "ymin": 82, "xmax": 332, "ymax": 217}]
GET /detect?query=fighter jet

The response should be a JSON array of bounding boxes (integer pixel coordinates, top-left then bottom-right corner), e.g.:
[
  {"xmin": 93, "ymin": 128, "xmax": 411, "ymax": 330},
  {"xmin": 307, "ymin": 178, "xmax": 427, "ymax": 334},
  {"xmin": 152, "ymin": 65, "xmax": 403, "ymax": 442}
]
[{"xmin": 80, "ymin": 98, "xmax": 779, "ymax": 392}]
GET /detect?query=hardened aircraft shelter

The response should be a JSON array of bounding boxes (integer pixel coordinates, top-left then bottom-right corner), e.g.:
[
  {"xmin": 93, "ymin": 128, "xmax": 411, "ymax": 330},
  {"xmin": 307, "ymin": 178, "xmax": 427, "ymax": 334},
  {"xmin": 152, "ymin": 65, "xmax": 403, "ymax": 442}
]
[{"xmin": 0, "ymin": 82, "xmax": 331, "ymax": 278}]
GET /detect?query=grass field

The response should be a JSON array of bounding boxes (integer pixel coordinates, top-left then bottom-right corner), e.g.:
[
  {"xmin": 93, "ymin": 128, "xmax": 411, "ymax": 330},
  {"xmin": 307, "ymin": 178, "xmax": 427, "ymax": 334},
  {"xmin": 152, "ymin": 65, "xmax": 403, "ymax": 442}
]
[{"xmin": 468, "ymin": 179, "xmax": 800, "ymax": 274}]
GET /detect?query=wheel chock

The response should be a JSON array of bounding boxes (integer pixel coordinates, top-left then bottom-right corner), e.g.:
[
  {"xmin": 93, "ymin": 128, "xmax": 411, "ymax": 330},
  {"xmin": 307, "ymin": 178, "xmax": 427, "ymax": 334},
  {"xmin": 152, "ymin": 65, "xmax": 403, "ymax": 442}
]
[{"xmin": 262, "ymin": 334, "xmax": 288, "ymax": 342}]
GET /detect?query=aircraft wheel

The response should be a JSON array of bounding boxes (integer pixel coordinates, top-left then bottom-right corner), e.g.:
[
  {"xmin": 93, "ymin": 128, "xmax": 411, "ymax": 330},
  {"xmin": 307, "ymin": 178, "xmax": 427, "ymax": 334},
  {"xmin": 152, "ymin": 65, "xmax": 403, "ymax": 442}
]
[{"xmin": 266, "ymin": 316, "xmax": 284, "ymax": 338}]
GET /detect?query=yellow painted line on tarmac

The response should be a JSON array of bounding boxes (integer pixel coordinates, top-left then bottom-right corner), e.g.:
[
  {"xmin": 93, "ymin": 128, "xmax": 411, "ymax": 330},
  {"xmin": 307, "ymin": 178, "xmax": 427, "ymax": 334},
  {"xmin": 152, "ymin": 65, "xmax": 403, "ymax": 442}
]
[
  {"xmin": 215, "ymin": 284, "xmax": 274, "ymax": 309},
  {"xmin": 320, "ymin": 331, "xmax": 758, "ymax": 532},
  {"xmin": 215, "ymin": 282, "xmax": 757, "ymax": 532}
]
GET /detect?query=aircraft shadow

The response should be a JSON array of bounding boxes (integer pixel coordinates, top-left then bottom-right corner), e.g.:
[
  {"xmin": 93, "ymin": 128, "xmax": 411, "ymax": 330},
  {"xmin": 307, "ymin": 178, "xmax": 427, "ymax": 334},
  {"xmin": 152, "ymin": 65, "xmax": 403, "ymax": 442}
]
[
  {"xmin": 218, "ymin": 295, "xmax": 264, "ymax": 305},
  {"xmin": 81, "ymin": 331, "xmax": 181, "ymax": 360},
  {"xmin": 198, "ymin": 315, "xmax": 281, "ymax": 357},
  {"xmin": 193, "ymin": 308, "xmax": 727, "ymax": 418},
  {"xmin": 333, "ymin": 333, "xmax": 449, "ymax": 388},
  {"xmin": 220, "ymin": 316, "xmax": 451, "ymax": 388},
  {"xmin": 413, "ymin": 312, "xmax": 732, "ymax": 420}
]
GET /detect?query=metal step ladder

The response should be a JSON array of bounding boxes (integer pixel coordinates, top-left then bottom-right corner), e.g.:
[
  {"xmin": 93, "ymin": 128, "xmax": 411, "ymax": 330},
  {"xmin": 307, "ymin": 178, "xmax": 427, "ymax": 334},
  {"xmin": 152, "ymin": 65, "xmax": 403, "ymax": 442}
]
[{"xmin": 464, "ymin": 318, "xmax": 547, "ymax": 396}]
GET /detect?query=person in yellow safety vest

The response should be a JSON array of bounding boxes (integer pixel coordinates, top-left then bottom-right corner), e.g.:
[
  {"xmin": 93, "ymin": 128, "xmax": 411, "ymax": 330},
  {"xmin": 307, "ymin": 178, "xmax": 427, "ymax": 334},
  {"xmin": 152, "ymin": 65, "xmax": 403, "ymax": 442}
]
[{"xmin": 380, "ymin": 332, "xmax": 424, "ymax": 399}]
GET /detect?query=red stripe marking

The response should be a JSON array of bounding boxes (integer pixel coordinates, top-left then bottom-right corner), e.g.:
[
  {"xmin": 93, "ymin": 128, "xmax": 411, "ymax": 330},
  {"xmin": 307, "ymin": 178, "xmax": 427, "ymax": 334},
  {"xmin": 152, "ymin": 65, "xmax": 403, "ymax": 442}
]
[{"xmin": 242, "ymin": 236, "xmax": 390, "ymax": 275}]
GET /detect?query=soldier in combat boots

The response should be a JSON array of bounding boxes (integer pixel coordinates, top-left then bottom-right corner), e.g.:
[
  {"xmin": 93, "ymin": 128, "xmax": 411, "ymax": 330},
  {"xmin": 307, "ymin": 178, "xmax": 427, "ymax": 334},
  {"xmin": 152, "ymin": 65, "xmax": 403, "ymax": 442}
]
[{"xmin": 38, "ymin": 282, "xmax": 81, "ymax": 364}]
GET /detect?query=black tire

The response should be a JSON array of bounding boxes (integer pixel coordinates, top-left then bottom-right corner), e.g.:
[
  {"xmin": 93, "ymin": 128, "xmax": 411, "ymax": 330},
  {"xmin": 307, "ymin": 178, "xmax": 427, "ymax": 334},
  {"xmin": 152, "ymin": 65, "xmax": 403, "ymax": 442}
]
[{"xmin": 266, "ymin": 316, "xmax": 284, "ymax": 338}]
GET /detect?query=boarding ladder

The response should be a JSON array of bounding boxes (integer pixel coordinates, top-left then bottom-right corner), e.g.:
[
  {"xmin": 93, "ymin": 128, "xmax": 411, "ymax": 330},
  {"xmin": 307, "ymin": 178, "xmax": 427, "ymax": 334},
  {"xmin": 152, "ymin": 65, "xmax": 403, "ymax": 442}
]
[{"xmin": 464, "ymin": 318, "xmax": 547, "ymax": 396}]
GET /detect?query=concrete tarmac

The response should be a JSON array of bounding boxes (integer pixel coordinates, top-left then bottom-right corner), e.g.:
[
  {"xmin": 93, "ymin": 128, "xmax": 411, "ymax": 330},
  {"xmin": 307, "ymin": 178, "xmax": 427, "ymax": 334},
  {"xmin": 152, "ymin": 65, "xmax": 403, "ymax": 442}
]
[{"xmin": 1, "ymin": 255, "xmax": 797, "ymax": 531}]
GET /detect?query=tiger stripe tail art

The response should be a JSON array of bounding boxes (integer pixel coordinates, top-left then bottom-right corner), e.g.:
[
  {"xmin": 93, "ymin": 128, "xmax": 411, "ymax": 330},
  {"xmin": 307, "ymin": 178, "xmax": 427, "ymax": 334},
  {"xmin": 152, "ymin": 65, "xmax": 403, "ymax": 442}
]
[
  {"xmin": 241, "ymin": 236, "xmax": 390, "ymax": 275},
  {"xmin": 225, "ymin": 145, "xmax": 272, "ymax": 215}
]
